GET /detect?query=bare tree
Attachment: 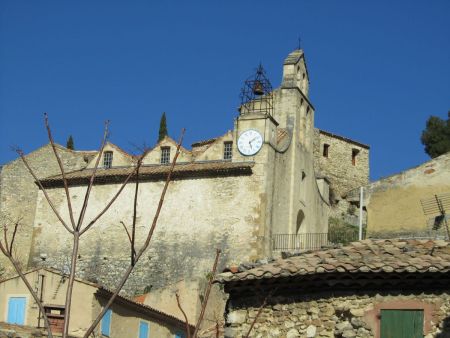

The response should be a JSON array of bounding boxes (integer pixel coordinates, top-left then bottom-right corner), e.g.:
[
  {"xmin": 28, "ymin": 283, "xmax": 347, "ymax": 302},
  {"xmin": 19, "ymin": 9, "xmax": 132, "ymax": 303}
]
[
  {"xmin": 0, "ymin": 218, "xmax": 54, "ymax": 338},
  {"xmin": 176, "ymin": 249, "xmax": 221, "ymax": 338},
  {"xmin": 1, "ymin": 113, "xmax": 185, "ymax": 338}
]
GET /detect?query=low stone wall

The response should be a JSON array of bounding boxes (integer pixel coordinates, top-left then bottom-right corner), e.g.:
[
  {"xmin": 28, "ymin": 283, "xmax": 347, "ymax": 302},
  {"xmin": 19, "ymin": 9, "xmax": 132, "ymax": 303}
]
[{"xmin": 225, "ymin": 291, "xmax": 450, "ymax": 338}]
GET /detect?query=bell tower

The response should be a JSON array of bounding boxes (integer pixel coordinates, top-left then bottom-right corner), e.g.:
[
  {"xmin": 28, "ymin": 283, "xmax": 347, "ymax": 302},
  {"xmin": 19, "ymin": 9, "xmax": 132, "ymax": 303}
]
[
  {"xmin": 279, "ymin": 49, "xmax": 313, "ymax": 151},
  {"xmin": 234, "ymin": 65, "xmax": 279, "ymax": 159}
]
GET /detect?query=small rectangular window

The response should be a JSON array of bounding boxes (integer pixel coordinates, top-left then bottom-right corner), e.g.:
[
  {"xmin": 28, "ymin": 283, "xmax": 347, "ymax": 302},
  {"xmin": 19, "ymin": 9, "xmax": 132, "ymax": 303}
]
[
  {"xmin": 161, "ymin": 147, "xmax": 171, "ymax": 164},
  {"xmin": 103, "ymin": 151, "xmax": 113, "ymax": 168},
  {"xmin": 223, "ymin": 142, "xmax": 233, "ymax": 160},
  {"xmin": 139, "ymin": 321, "xmax": 149, "ymax": 338},
  {"xmin": 323, "ymin": 144, "xmax": 329, "ymax": 158},
  {"xmin": 101, "ymin": 309, "xmax": 112, "ymax": 336},
  {"xmin": 352, "ymin": 148, "xmax": 359, "ymax": 166}
]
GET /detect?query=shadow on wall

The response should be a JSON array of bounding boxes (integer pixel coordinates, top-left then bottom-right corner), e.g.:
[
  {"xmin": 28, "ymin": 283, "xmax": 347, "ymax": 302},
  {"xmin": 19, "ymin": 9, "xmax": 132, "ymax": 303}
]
[{"xmin": 436, "ymin": 315, "xmax": 450, "ymax": 337}]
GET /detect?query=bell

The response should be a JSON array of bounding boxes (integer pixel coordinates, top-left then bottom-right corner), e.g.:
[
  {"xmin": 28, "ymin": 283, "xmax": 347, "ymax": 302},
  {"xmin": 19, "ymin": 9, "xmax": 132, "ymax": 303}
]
[{"xmin": 252, "ymin": 80, "xmax": 264, "ymax": 96}]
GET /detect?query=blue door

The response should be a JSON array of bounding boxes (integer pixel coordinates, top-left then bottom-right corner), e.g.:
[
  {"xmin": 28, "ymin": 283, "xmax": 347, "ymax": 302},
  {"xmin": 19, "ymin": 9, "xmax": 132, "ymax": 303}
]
[
  {"xmin": 175, "ymin": 332, "xmax": 186, "ymax": 338},
  {"xmin": 139, "ymin": 321, "xmax": 149, "ymax": 338},
  {"xmin": 7, "ymin": 297, "xmax": 26, "ymax": 325},
  {"xmin": 101, "ymin": 309, "xmax": 112, "ymax": 336}
]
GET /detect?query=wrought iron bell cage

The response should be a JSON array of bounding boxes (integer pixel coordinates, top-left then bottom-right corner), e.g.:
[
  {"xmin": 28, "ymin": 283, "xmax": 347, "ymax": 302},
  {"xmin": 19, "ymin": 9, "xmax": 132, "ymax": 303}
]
[{"xmin": 239, "ymin": 64, "xmax": 274, "ymax": 117}]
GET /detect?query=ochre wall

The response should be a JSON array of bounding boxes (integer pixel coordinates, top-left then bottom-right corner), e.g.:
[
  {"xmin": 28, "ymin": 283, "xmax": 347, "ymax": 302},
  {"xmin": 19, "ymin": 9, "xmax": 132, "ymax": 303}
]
[{"xmin": 365, "ymin": 152, "xmax": 450, "ymax": 237}]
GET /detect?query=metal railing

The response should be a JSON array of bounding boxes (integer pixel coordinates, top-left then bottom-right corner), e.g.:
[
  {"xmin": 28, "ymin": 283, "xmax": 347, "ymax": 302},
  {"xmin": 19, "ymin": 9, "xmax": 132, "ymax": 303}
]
[{"xmin": 272, "ymin": 230, "xmax": 361, "ymax": 251}]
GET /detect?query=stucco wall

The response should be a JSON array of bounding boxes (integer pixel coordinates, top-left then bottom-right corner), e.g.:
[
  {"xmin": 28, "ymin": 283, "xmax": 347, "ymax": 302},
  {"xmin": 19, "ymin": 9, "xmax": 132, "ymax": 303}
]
[
  {"xmin": 95, "ymin": 296, "xmax": 186, "ymax": 338},
  {"xmin": 362, "ymin": 152, "xmax": 450, "ymax": 237},
  {"xmin": 0, "ymin": 145, "xmax": 91, "ymax": 272},
  {"xmin": 86, "ymin": 143, "xmax": 133, "ymax": 169},
  {"xmin": 0, "ymin": 269, "xmax": 97, "ymax": 337},
  {"xmin": 225, "ymin": 290, "xmax": 450, "ymax": 338},
  {"xmin": 0, "ymin": 269, "xmax": 185, "ymax": 337}
]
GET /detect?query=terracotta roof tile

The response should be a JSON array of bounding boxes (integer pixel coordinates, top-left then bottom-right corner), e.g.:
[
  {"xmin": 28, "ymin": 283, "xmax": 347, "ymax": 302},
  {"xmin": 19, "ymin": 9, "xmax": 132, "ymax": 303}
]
[
  {"xmin": 217, "ymin": 239, "xmax": 450, "ymax": 283},
  {"xmin": 40, "ymin": 161, "xmax": 254, "ymax": 187}
]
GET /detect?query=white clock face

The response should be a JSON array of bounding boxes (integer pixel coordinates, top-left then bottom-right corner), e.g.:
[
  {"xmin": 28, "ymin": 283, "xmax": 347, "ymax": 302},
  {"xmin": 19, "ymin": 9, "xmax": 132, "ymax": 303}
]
[{"xmin": 237, "ymin": 129, "xmax": 264, "ymax": 156}]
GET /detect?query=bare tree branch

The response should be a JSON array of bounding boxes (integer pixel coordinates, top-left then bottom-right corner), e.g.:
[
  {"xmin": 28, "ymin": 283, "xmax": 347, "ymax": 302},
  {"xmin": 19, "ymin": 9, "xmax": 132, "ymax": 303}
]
[
  {"xmin": 9, "ymin": 219, "xmax": 19, "ymax": 253},
  {"xmin": 82, "ymin": 128, "xmax": 185, "ymax": 338},
  {"xmin": 3, "ymin": 226, "xmax": 9, "ymax": 255},
  {"xmin": 44, "ymin": 113, "xmax": 76, "ymax": 230},
  {"xmin": 62, "ymin": 121, "xmax": 110, "ymax": 338},
  {"xmin": 0, "ymin": 223, "xmax": 54, "ymax": 338},
  {"xmin": 79, "ymin": 160, "xmax": 146, "ymax": 236},
  {"xmin": 120, "ymin": 221, "xmax": 133, "ymax": 244},
  {"xmin": 131, "ymin": 163, "xmax": 140, "ymax": 266},
  {"xmin": 76, "ymin": 120, "xmax": 109, "ymax": 231},
  {"xmin": 15, "ymin": 148, "xmax": 74, "ymax": 234},
  {"xmin": 176, "ymin": 293, "xmax": 191, "ymax": 338},
  {"xmin": 192, "ymin": 248, "xmax": 221, "ymax": 338},
  {"xmin": 244, "ymin": 288, "xmax": 277, "ymax": 338}
]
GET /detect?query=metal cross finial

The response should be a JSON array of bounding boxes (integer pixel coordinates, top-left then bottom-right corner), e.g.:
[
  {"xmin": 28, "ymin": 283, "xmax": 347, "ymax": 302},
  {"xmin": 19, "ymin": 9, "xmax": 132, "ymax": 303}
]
[{"xmin": 297, "ymin": 37, "xmax": 302, "ymax": 50}]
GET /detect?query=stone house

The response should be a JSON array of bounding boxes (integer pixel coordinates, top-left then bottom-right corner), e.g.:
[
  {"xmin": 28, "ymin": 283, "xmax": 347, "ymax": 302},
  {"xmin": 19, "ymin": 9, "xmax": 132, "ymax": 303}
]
[
  {"xmin": 0, "ymin": 268, "xmax": 192, "ymax": 337},
  {"xmin": 217, "ymin": 239, "xmax": 450, "ymax": 337}
]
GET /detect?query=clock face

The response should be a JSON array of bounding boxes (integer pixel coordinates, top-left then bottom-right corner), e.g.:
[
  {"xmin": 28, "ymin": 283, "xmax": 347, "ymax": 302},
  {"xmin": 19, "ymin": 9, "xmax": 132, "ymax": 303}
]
[{"xmin": 237, "ymin": 129, "xmax": 264, "ymax": 156}]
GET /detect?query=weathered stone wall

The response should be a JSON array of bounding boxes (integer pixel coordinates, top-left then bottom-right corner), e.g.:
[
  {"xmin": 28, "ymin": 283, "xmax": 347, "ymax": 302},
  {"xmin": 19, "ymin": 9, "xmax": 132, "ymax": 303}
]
[
  {"xmin": 0, "ymin": 144, "xmax": 91, "ymax": 272},
  {"xmin": 225, "ymin": 290, "xmax": 450, "ymax": 338},
  {"xmin": 31, "ymin": 171, "xmax": 266, "ymax": 294},
  {"xmin": 313, "ymin": 129, "xmax": 369, "ymax": 199}
]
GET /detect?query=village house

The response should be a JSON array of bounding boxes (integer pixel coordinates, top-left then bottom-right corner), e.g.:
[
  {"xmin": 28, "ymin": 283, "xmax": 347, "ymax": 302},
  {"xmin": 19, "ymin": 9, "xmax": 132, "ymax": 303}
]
[
  {"xmin": 0, "ymin": 268, "xmax": 192, "ymax": 338},
  {"xmin": 217, "ymin": 239, "xmax": 450, "ymax": 338}
]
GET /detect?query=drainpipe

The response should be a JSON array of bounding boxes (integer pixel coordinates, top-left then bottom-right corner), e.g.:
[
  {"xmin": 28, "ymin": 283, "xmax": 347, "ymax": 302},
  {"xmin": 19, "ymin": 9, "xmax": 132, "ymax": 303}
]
[{"xmin": 359, "ymin": 187, "xmax": 364, "ymax": 240}]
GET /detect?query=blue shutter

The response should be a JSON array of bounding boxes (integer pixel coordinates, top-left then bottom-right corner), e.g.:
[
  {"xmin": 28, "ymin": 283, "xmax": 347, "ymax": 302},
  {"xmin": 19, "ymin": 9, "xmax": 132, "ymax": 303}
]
[
  {"xmin": 139, "ymin": 321, "xmax": 149, "ymax": 338},
  {"xmin": 175, "ymin": 332, "xmax": 186, "ymax": 338},
  {"xmin": 101, "ymin": 309, "xmax": 112, "ymax": 336},
  {"xmin": 7, "ymin": 297, "xmax": 26, "ymax": 325}
]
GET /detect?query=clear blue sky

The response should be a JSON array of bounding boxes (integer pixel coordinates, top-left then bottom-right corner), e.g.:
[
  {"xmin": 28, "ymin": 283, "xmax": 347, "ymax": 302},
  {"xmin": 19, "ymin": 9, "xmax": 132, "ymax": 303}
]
[{"xmin": 1, "ymin": 1, "xmax": 449, "ymax": 180}]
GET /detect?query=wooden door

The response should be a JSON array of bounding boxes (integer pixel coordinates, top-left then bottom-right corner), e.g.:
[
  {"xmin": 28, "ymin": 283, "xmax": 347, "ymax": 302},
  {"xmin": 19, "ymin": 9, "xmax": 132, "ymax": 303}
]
[
  {"xmin": 7, "ymin": 297, "xmax": 26, "ymax": 325},
  {"xmin": 381, "ymin": 309, "xmax": 424, "ymax": 338}
]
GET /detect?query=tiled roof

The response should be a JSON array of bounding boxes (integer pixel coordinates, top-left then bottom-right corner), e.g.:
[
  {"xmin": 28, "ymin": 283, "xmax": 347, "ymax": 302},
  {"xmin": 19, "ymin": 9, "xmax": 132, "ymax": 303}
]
[
  {"xmin": 217, "ymin": 239, "xmax": 450, "ymax": 283},
  {"xmin": 40, "ymin": 161, "xmax": 254, "ymax": 187},
  {"xmin": 318, "ymin": 129, "xmax": 370, "ymax": 149},
  {"xmin": 96, "ymin": 288, "xmax": 195, "ymax": 329},
  {"xmin": 191, "ymin": 138, "xmax": 218, "ymax": 147}
]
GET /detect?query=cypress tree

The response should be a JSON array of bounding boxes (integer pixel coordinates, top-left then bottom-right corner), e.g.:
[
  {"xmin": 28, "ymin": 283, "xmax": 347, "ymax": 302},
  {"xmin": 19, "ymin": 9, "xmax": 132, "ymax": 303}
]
[
  {"xmin": 66, "ymin": 135, "xmax": 75, "ymax": 150},
  {"xmin": 158, "ymin": 112, "xmax": 168, "ymax": 142}
]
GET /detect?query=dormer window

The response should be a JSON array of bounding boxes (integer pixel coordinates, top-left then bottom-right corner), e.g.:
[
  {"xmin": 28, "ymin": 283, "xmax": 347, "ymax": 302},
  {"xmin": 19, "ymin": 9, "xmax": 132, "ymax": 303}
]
[
  {"xmin": 103, "ymin": 151, "xmax": 113, "ymax": 169},
  {"xmin": 223, "ymin": 142, "xmax": 233, "ymax": 160},
  {"xmin": 160, "ymin": 147, "xmax": 170, "ymax": 164}
]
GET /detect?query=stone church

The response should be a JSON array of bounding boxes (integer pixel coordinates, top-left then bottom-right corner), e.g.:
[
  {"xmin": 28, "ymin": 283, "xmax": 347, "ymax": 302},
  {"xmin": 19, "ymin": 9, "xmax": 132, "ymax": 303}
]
[{"xmin": 0, "ymin": 49, "xmax": 369, "ymax": 300}]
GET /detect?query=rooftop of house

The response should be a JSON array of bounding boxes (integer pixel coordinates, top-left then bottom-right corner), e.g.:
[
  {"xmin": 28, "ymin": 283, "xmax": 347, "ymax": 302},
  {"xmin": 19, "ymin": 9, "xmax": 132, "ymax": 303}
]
[
  {"xmin": 217, "ymin": 239, "xmax": 450, "ymax": 285},
  {"xmin": 39, "ymin": 161, "xmax": 254, "ymax": 187},
  {"xmin": 318, "ymin": 129, "xmax": 370, "ymax": 149}
]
